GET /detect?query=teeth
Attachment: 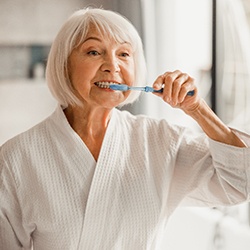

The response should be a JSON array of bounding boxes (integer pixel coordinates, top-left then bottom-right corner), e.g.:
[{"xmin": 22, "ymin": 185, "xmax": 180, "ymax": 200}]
[{"xmin": 95, "ymin": 81, "xmax": 118, "ymax": 89}]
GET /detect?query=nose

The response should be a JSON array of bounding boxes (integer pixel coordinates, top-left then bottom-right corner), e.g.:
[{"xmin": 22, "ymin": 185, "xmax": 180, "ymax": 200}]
[{"xmin": 101, "ymin": 53, "xmax": 120, "ymax": 73}]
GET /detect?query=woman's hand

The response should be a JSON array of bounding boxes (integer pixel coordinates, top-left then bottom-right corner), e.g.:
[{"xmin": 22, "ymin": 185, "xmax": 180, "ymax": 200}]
[
  {"xmin": 152, "ymin": 70, "xmax": 200, "ymax": 113},
  {"xmin": 153, "ymin": 70, "xmax": 246, "ymax": 147}
]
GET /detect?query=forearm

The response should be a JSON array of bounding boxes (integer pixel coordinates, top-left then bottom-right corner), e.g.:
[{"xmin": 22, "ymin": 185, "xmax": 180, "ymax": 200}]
[{"xmin": 185, "ymin": 98, "xmax": 246, "ymax": 147}]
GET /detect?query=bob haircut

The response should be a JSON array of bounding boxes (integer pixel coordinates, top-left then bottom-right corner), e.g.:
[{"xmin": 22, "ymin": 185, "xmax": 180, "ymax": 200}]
[{"xmin": 46, "ymin": 8, "xmax": 147, "ymax": 107}]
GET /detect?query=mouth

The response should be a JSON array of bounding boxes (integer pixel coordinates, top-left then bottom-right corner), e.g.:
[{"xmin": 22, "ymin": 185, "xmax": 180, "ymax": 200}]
[{"xmin": 94, "ymin": 81, "xmax": 120, "ymax": 89}]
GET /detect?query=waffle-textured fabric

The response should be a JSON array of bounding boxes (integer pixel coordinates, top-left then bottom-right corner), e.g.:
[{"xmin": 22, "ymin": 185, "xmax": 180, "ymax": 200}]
[{"xmin": 1, "ymin": 106, "xmax": 250, "ymax": 250}]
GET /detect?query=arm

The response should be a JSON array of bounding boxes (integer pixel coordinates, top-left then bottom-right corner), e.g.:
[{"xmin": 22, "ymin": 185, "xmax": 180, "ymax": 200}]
[
  {"xmin": 185, "ymin": 98, "xmax": 246, "ymax": 147},
  {"xmin": 0, "ymin": 152, "xmax": 32, "ymax": 250},
  {"xmin": 153, "ymin": 70, "xmax": 246, "ymax": 148}
]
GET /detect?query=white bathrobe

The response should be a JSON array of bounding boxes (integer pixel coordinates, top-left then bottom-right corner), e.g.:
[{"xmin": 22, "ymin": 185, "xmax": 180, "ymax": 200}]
[{"xmin": 1, "ymin": 106, "xmax": 250, "ymax": 250}]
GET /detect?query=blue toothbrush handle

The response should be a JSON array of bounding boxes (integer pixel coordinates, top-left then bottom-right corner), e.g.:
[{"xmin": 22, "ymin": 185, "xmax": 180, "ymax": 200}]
[
  {"xmin": 145, "ymin": 86, "xmax": 195, "ymax": 96},
  {"xmin": 109, "ymin": 84, "xmax": 194, "ymax": 96},
  {"xmin": 144, "ymin": 86, "xmax": 162, "ymax": 93},
  {"xmin": 186, "ymin": 90, "xmax": 195, "ymax": 96}
]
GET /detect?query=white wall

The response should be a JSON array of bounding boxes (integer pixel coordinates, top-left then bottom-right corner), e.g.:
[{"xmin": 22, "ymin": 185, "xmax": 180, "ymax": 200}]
[
  {"xmin": 0, "ymin": 0, "xmax": 85, "ymax": 144},
  {"xmin": 0, "ymin": 80, "xmax": 56, "ymax": 145},
  {"xmin": 0, "ymin": 0, "xmax": 84, "ymax": 45},
  {"xmin": 141, "ymin": 0, "xmax": 212, "ymax": 127}
]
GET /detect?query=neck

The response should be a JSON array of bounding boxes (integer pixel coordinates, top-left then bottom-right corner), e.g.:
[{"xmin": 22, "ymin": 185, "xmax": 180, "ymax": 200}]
[
  {"xmin": 63, "ymin": 105, "xmax": 113, "ymax": 161},
  {"xmin": 64, "ymin": 105, "xmax": 112, "ymax": 136}
]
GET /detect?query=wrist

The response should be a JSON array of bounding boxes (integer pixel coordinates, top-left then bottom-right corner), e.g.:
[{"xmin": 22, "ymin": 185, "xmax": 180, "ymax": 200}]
[{"xmin": 184, "ymin": 98, "xmax": 204, "ymax": 117}]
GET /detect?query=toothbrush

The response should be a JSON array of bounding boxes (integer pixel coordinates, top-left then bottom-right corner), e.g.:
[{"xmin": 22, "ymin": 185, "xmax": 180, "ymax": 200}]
[{"xmin": 109, "ymin": 84, "xmax": 195, "ymax": 96}]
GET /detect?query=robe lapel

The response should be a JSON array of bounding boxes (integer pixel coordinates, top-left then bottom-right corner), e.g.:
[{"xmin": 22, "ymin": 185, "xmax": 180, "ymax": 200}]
[{"xmin": 77, "ymin": 109, "xmax": 125, "ymax": 249}]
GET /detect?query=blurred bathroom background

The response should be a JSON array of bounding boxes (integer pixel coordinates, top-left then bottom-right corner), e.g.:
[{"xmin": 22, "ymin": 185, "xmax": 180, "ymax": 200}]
[{"xmin": 1, "ymin": 0, "xmax": 250, "ymax": 249}]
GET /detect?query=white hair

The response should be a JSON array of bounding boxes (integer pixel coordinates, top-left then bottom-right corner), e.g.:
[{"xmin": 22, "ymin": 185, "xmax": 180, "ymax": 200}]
[{"xmin": 46, "ymin": 8, "xmax": 147, "ymax": 107}]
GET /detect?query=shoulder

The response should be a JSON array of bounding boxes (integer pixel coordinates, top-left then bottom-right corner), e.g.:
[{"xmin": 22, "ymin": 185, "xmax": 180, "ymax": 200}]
[{"xmin": 1, "ymin": 112, "xmax": 55, "ymax": 162}]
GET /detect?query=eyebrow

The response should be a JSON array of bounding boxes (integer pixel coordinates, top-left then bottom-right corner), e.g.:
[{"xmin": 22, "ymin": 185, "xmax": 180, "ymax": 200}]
[
  {"xmin": 82, "ymin": 36, "xmax": 129, "ymax": 46},
  {"xmin": 82, "ymin": 36, "xmax": 103, "ymax": 43}
]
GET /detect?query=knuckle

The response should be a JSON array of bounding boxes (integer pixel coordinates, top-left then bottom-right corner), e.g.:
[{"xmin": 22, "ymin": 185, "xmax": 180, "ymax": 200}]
[
  {"xmin": 174, "ymin": 69, "xmax": 182, "ymax": 74},
  {"xmin": 165, "ymin": 75, "xmax": 175, "ymax": 82},
  {"xmin": 173, "ymin": 78, "xmax": 182, "ymax": 87},
  {"xmin": 189, "ymin": 76, "xmax": 195, "ymax": 82},
  {"xmin": 163, "ymin": 95, "xmax": 169, "ymax": 103},
  {"xmin": 182, "ymin": 83, "xmax": 189, "ymax": 90}
]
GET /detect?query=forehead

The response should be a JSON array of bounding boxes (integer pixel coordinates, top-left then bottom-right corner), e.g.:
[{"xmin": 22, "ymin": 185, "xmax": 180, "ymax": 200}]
[
  {"xmin": 77, "ymin": 28, "xmax": 132, "ymax": 54},
  {"xmin": 77, "ymin": 22, "xmax": 133, "ymax": 48}
]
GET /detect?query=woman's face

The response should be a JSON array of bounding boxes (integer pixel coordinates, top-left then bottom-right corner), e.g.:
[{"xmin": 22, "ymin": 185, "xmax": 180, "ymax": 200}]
[{"xmin": 67, "ymin": 26, "xmax": 135, "ymax": 109}]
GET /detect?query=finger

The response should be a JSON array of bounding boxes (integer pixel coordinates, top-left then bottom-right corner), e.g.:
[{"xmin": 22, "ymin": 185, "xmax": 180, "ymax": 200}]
[
  {"xmin": 152, "ymin": 73, "xmax": 167, "ymax": 90},
  {"xmin": 163, "ymin": 70, "xmax": 183, "ymax": 103},
  {"xmin": 178, "ymin": 79, "xmax": 196, "ymax": 103},
  {"xmin": 172, "ymin": 73, "xmax": 189, "ymax": 105}
]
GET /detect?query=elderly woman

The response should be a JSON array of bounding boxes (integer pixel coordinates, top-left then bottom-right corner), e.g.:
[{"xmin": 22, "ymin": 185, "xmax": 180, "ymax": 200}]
[{"xmin": 0, "ymin": 7, "xmax": 249, "ymax": 250}]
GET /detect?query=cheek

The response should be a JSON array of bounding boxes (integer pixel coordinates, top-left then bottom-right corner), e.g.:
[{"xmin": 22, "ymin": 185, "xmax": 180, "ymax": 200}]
[
  {"xmin": 123, "ymin": 63, "xmax": 135, "ymax": 84},
  {"xmin": 130, "ymin": 61, "xmax": 136, "ymax": 81},
  {"xmin": 70, "ymin": 63, "xmax": 95, "ymax": 87},
  {"xmin": 68, "ymin": 54, "xmax": 96, "ymax": 79}
]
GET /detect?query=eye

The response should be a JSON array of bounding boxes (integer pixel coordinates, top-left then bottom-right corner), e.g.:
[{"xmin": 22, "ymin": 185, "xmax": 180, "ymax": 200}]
[
  {"xmin": 120, "ymin": 52, "xmax": 130, "ymax": 58},
  {"xmin": 87, "ymin": 50, "xmax": 100, "ymax": 56}
]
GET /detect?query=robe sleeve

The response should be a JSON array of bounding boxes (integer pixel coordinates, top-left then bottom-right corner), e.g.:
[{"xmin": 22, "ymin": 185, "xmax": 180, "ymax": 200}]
[
  {"xmin": 231, "ymin": 128, "xmax": 250, "ymax": 147},
  {"xmin": 168, "ymin": 129, "xmax": 250, "ymax": 208},
  {"xmin": 0, "ymin": 149, "xmax": 32, "ymax": 250}
]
